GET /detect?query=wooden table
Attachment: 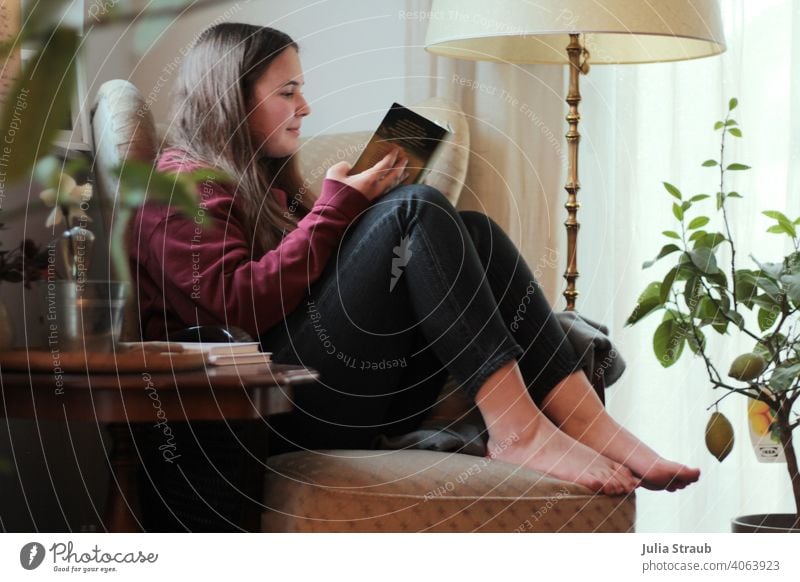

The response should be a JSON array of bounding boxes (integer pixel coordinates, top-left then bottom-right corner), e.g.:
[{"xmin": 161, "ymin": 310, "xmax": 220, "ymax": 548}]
[{"xmin": 0, "ymin": 362, "xmax": 318, "ymax": 532}]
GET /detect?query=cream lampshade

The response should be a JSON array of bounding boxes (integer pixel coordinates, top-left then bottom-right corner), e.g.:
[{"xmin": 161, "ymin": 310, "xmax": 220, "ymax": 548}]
[{"xmin": 425, "ymin": 0, "xmax": 726, "ymax": 309}]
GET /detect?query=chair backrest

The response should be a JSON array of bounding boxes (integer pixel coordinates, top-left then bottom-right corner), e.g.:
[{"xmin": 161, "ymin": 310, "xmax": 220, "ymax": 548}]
[{"xmin": 90, "ymin": 79, "xmax": 158, "ymax": 341}]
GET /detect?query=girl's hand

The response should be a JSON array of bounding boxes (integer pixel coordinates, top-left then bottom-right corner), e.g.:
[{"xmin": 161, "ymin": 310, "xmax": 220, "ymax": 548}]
[{"xmin": 325, "ymin": 148, "xmax": 409, "ymax": 202}]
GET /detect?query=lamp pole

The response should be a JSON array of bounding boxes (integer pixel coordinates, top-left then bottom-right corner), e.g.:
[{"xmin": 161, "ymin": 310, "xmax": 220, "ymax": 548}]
[{"xmin": 563, "ymin": 33, "xmax": 585, "ymax": 311}]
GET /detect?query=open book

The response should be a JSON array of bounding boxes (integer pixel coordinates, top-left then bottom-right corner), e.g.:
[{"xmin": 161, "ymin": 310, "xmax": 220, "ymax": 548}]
[{"xmin": 348, "ymin": 102, "xmax": 451, "ymax": 186}]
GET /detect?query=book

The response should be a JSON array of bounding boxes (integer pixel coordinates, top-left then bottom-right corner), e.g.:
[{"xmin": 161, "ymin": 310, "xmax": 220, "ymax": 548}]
[
  {"xmin": 120, "ymin": 341, "xmax": 271, "ymax": 367},
  {"xmin": 203, "ymin": 352, "xmax": 273, "ymax": 367},
  {"xmin": 171, "ymin": 341, "xmax": 262, "ymax": 356},
  {"xmin": 348, "ymin": 102, "xmax": 451, "ymax": 186},
  {"xmin": 121, "ymin": 341, "xmax": 262, "ymax": 355}
]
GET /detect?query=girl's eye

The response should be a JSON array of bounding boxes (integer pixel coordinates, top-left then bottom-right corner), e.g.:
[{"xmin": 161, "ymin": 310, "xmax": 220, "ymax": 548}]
[{"xmin": 282, "ymin": 92, "xmax": 296, "ymax": 98}]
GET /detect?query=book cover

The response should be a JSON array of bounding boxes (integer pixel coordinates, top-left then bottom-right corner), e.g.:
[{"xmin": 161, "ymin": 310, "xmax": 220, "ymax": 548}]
[{"xmin": 349, "ymin": 102, "xmax": 451, "ymax": 186}]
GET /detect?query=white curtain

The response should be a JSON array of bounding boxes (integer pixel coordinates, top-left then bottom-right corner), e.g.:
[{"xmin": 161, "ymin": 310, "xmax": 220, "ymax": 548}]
[{"xmin": 405, "ymin": 0, "xmax": 800, "ymax": 531}]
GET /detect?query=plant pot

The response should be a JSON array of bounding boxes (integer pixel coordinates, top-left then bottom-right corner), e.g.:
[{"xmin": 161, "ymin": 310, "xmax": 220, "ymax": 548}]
[
  {"xmin": 731, "ymin": 514, "xmax": 800, "ymax": 533},
  {"xmin": 40, "ymin": 280, "xmax": 129, "ymax": 353}
]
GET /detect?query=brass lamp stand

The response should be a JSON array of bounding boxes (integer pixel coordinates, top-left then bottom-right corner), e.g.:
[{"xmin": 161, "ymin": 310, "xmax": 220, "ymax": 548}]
[{"xmin": 563, "ymin": 33, "xmax": 585, "ymax": 311}]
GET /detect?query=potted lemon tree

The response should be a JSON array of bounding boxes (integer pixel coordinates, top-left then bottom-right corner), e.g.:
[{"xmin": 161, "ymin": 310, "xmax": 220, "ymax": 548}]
[{"xmin": 627, "ymin": 99, "xmax": 800, "ymax": 532}]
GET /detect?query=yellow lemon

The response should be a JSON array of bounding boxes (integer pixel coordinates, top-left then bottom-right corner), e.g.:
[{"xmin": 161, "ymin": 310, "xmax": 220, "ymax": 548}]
[
  {"xmin": 705, "ymin": 412, "xmax": 734, "ymax": 462},
  {"xmin": 728, "ymin": 353, "xmax": 767, "ymax": 381},
  {"xmin": 728, "ymin": 353, "xmax": 768, "ymax": 381}
]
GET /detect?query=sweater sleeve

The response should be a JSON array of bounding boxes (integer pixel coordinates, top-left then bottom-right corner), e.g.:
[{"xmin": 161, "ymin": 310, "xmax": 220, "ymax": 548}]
[{"xmin": 142, "ymin": 178, "xmax": 371, "ymax": 338}]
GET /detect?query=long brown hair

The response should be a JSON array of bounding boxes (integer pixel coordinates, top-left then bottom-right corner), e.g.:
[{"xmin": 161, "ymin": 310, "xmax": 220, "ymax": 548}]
[{"xmin": 167, "ymin": 23, "xmax": 315, "ymax": 254}]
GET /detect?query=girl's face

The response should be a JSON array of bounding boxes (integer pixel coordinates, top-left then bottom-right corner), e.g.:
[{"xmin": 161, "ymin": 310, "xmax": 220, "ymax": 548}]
[{"xmin": 247, "ymin": 48, "xmax": 310, "ymax": 158}]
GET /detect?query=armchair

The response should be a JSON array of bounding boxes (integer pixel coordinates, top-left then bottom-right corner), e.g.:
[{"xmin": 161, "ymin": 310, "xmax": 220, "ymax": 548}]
[{"xmin": 91, "ymin": 79, "xmax": 635, "ymax": 532}]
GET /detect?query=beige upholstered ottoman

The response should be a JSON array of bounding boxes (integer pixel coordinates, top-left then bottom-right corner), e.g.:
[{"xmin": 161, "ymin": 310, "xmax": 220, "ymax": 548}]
[{"xmin": 262, "ymin": 449, "xmax": 635, "ymax": 532}]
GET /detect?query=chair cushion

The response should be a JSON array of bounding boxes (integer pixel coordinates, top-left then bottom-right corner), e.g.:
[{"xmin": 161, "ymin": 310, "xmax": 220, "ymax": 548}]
[
  {"xmin": 297, "ymin": 97, "xmax": 469, "ymax": 207},
  {"xmin": 262, "ymin": 449, "xmax": 635, "ymax": 532}
]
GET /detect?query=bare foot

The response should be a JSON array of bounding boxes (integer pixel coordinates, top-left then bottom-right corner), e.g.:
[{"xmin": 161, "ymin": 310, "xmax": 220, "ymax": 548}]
[
  {"xmin": 541, "ymin": 372, "xmax": 700, "ymax": 492},
  {"xmin": 476, "ymin": 360, "xmax": 637, "ymax": 495},
  {"xmin": 487, "ymin": 419, "xmax": 639, "ymax": 496},
  {"xmin": 553, "ymin": 411, "xmax": 700, "ymax": 491},
  {"xmin": 628, "ymin": 457, "xmax": 700, "ymax": 491}
]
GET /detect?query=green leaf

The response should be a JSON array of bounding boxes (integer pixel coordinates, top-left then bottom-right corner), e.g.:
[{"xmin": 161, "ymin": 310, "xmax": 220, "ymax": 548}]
[
  {"xmin": 686, "ymin": 327, "xmax": 706, "ymax": 354},
  {"xmin": 689, "ymin": 194, "xmax": 711, "ymax": 202},
  {"xmin": 716, "ymin": 192, "xmax": 725, "ymax": 210},
  {"xmin": 643, "ymin": 244, "xmax": 681, "ymax": 269},
  {"xmin": 763, "ymin": 210, "xmax": 791, "ymax": 222},
  {"xmin": 659, "ymin": 268, "xmax": 679, "ymax": 304},
  {"xmin": 711, "ymin": 319, "xmax": 729, "ymax": 335},
  {"xmin": 724, "ymin": 119, "xmax": 739, "ymax": 127},
  {"xmin": 696, "ymin": 296, "xmax": 722, "ymax": 323},
  {"xmin": 753, "ymin": 339, "xmax": 773, "ymax": 360},
  {"xmin": 688, "ymin": 248, "xmax": 719, "ymax": 274},
  {"xmin": 734, "ymin": 270, "xmax": 759, "ymax": 304},
  {"xmin": 688, "ymin": 216, "xmax": 710, "ymax": 230},
  {"xmin": 714, "ymin": 121, "xmax": 724, "ymax": 130},
  {"xmin": 663, "ymin": 182, "xmax": 682, "ymax": 200},
  {"xmin": 672, "ymin": 203, "xmax": 684, "ymax": 222},
  {"xmin": 728, "ymin": 311, "xmax": 746, "ymax": 330},
  {"xmin": 728, "ymin": 128, "xmax": 742, "ymax": 137},
  {"xmin": 767, "ymin": 224, "xmax": 792, "ymax": 236},
  {"xmin": 751, "ymin": 257, "xmax": 783, "ymax": 281},
  {"xmin": 729, "ymin": 97, "xmax": 738, "ymax": 111},
  {"xmin": 727, "ymin": 191, "xmax": 743, "ymax": 199},
  {"xmin": 653, "ymin": 319, "xmax": 686, "ymax": 368},
  {"xmin": 788, "ymin": 252, "xmax": 800, "ymax": 274},
  {"xmin": 751, "ymin": 294, "xmax": 781, "ymax": 310},
  {"xmin": 758, "ymin": 307, "xmax": 780, "ymax": 332},
  {"xmin": 726, "ymin": 163, "xmax": 751, "ymax": 171},
  {"xmin": 708, "ymin": 270, "xmax": 728, "ymax": 288},
  {"xmin": 693, "ymin": 232, "xmax": 726, "ymax": 249},
  {"xmin": 626, "ymin": 282, "xmax": 664, "ymax": 325},
  {"xmin": 702, "ymin": 159, "xmax": 719, "ymax": 167},
  {"xmin": 0, "ymin": 28, "xmax": 79, "ymax": 185},
  {"xmin": 689, "ymin": 230, "xmax": 707, "ymax": 242},
  {"xmin": 768, "ymin": 362, "xmax": 800, "ymax": 392},
  {"xmin": 779, "ymin": 272, "xmax": 800, "ymax": 304},
  {"xmin": 684, "ymin": 277, "xmax": 701, "ymax": 310},
  {"xmin": 763, "ymin": 211, "xmax": 797, "ymax": 237},
  {"xmin": 662, "ymin": 230, "xmax": 681, "ymax": 240}
]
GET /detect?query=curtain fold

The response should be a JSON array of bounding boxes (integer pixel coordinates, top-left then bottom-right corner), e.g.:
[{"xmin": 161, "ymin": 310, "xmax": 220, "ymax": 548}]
[{"xmin": 405, "ymin": 0, "xmax": 799, "ymax": 531}]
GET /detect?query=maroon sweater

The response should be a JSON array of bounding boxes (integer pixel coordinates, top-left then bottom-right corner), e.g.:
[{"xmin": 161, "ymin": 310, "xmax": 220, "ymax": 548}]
[{"xmin": 130, "ymin": 148, "xmax": 371, "ymax": 340}]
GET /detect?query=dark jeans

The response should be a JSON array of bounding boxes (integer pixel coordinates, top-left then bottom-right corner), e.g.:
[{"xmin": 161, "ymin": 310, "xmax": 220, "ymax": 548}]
[{"xmin": 261, "ymin": 184, "xmax": 580, "ymax": 453}]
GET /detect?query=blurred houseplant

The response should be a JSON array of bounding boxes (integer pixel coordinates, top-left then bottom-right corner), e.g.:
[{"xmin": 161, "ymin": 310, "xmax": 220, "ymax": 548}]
[
  {"xmin": 0, "ymin": 1, "xmax": 216, "ymax": 289},
  {"xmin": 626, "ymin": 99, "xmax": 800, "ymax": 530}
]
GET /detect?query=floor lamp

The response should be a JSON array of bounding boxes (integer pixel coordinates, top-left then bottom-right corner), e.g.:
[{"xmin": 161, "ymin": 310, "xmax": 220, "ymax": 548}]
[{"xmin": 425, "ymin": 0, "xmax": 725, "ymax": 311}]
